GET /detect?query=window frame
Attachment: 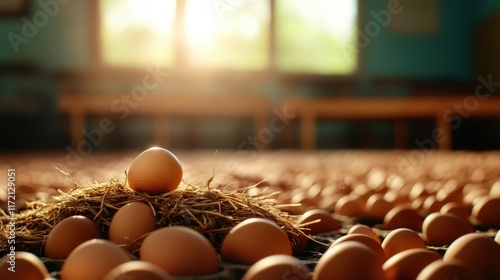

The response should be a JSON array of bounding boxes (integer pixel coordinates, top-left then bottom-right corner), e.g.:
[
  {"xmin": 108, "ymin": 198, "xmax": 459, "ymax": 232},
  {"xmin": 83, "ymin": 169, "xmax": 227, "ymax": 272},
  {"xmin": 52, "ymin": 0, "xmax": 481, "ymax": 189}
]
[{"xmin": 90, "ymin": 0, "xmax": 361, "ymax": 84}]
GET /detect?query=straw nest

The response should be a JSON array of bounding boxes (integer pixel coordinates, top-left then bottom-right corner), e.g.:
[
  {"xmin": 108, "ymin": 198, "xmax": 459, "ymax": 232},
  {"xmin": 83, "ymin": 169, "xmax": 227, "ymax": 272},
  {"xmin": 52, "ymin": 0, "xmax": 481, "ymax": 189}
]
[{"xmin": 0, "ymin": 172, "xmax": 306, "ymax": 257}]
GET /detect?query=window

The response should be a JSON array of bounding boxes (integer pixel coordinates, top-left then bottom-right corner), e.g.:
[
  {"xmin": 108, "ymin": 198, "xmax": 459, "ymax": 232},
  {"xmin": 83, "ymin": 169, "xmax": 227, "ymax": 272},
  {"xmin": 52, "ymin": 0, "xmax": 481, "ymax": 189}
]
[
  {"xmin": 99, "ymin": 0, "xmax": 177, "ymax": 67},
  {"xmin": 98, "ymin": 0, "xmax": 358, "ymax": 75},
  {"xmin": 184, "ymin": 0, "xmax": 270, "ymax": 70},
  {"xmin": 276, "ymin": 0, "xmax": 357, "ymax": 74}
]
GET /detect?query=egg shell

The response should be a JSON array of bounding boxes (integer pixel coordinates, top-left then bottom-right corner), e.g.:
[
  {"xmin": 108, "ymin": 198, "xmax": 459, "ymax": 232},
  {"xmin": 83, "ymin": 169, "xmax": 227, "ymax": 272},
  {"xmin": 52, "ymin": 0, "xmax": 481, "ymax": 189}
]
[
  {"xmin": 422, "ymin": 213, "xmax": 474, "ymax": 246},
  {"xmin": 443, "ymin": 233, "xmax": 500, "ymax": 279},
  {"xmin": 496, "ymin": 230, "xmax": 500, "ymax": 245},
  {"xmin": 60, "ymin": 239, "xmax": 131, "ymax": 280},
  {"xmin": 242, "ymin": 255, "xmax": 311, "ymax": 280},
  {"xmin": 290, "ymin": 193, "xmax": 318, "ymax": 213},
  {"xmin": 109, "ymin": 202, "xmax": 156, "ymax": 250},
  {"xmin": 313, "ymin": 241, "xmax": 385, "ymax": 280},
  {"xmin": 103, "ymin": 261, "xmax": 172, "ymax": 280},
  {"xmin": 297, "ymin": 209, "xmax": 339, "ymax": 235},
  {"xmin": 416, "ymin": 260, "xmax": 480, "ymax": 280},
  {"xmin": 127, "ymin": 147, "xmax": 183, "ymax": 194},
  {"xmin": 490, "ymin": 181, "xmax": 500, "ymax": 197},
  {"xmin": 221, "ymin": 218, "xmax": 292, "ymax": 265},
  {"xmin": 0, "ymin": 251, "xmax": 49, "ymax": 280},
  {"xmin": 410, "ymin": 196, "xmax": 426, "ymax": 211},
  {"xmin": 140, "ymin": 226, "xmax": 220, "ymax": 276},
  {"xmin": 384, "ymin": 191, "xmax": 410, "ymax": 206},
  {"xmin": 331, "ymin": 234, "xmax": 386, "ymax": 266},
  {"xmin": 440, "ymin": 202, "xmax": 471, "ymax": 221},
  {"xmin": 381, "ymin": 228, "xmax": 426, "ymax": 259},
  {"xmin": 463, "ymin": 189, "xmax": 489, "ymax": 205},
  {"xmin": 383, "ymin": 205, "xmax": 423, "ymax": 231},
  {"xmin": 409, "ymin": 183, "xmax": 429, "ymax": 200},
  {"xmin": 422, "ymin": 195, "xmax": 445, "ymax": 214},
  {"xmin": 348, "ymin": 224, "xmax": 381, "ymax": 244},
  {"xmin": 44, "ymin": 215, "xmax": 100, "ymax": 259},
  {"xmin": 471, "ymin": 196, "xmax": 500, "ymax": 227},
  {"xmin": 365, "ymin": 194, "xmax": 394, "ymax": 219},
  {"xmin": 383, "ymin": 248, "xmax": 442, "ymax": 280},
  {"xmin": 334, "ymin": 196, "xmax": 365, "ymax": 217}
]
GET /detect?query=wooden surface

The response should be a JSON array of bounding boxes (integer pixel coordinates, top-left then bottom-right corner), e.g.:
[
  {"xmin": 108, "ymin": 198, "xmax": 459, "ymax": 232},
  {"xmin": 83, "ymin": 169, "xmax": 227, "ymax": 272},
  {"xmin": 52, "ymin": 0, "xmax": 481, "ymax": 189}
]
[
  {"xmin": 59, "ymin": 93, "xmax": 500, "ymax": 150},
  {"xmin": 59, "ymin": 93, "xmax": 271, "ymax": 149},
  {"xmin": 285, "ymin": 96, "xmax": 500, "ymax": 150}
]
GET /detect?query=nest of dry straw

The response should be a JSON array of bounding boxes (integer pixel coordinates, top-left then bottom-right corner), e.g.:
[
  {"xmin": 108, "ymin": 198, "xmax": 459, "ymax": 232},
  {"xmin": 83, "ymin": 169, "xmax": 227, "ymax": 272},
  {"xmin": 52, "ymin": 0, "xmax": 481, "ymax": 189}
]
[{"xmin": 0, "ymin": 173, "xmax": 304, "ymax": 257}]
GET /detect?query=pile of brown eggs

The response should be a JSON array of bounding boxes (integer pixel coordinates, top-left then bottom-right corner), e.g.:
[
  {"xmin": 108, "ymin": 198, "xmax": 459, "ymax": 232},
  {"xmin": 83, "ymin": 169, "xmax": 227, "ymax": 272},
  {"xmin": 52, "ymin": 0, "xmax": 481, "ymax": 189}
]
[
  {"xmin": 227, "ymin": 151, "xmax": 500, "ymax": 279},
  {"xmin": 1, "ymin": 149, "xmax": 500, "ymax": 279}
]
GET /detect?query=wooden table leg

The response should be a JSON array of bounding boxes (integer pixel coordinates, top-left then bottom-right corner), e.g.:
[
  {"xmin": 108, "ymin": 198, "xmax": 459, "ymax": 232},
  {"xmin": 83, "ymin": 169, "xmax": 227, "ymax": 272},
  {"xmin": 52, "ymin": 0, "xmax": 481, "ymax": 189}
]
[
  {"xmin": 436, "ymin": 113, "xmax": 452, "ymax": 150},
  {"xmin": 302, "ymin": 112, "xmax": 315, "ymax": 149},
  {"xmin": 70, "ymin": 111, "xmax": 84, "ymax": 149},
  {"xmin": 395, "ymin": 120, "xmax": 408, "ymax": 149},
  {"xmin": 254, "ymin": 113, "xmax": 268, "ymax": 150}
]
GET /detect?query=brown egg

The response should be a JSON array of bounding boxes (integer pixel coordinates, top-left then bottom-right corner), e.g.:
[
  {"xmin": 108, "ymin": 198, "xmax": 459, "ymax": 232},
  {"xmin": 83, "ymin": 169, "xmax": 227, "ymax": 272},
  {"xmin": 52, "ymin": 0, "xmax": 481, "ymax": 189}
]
[
  {"xmin": 422, "ymin": 213, "xmax": 474, "ymax": 246},
  {"xmin": 314, "ymin": 241, "xmax": 385, "ymax": 280},
  {"xmin": 463, "ymin": 189, "xmax": 489, "ymax": 205},
  {"xmin": 440, "ymin": 202, "xmax": 470, "ymax": 221},
  {"xmin": 410, "ymin": 196, "xmax": 427, "ymax": 211},
  {"xmin": 409, "ymin": 182, "xmax": 429, "ymax": 200},
  {"xmin": 103, "ymin": 261, "xmax": 171, "ymax": 280},
  {"xmin": 221, "ymin": 218, "xmax": 292, "ymax": 265},
  {"xmin": 384, "ymin": 191, "xmax": 409, "ymax": 206},
  {"xmin": 416, "ymin": 260, "xmax": 479, "ymax": 280},
  {"xmin": 334, "ymin": 196, "xmax": 365, "ymax": 217},
  {"xmin": 347, "ymin": 224, "xmax": 381, "ymax": 244},
  {"xmin": 422, "ymin": 195, "xmax": 445, "ymax": 214},
  {"xmin": 290, "ymin": 193, "xmax": 318, "ymax": 213},
  {"xmin": 471, "ymin": 196, "xmax": 500, "ymax": 227},
  {"xmin": 297, "ymin": 209, "xmax": 339, "ymax": 235},
  {"xmin": 491, "ymin": 181, "xmax": 500, "ymax": 197},
  {"xmin": 381, "ymin": 228, "xmax": 426, "ymax": 259},
  {"xmin": 242, "ymin": 255, "xmax": 311, "ymax": 280},
  {"xmin": 44, "ymin": 215, "xmax": 100, "ymax": 259},
  {"xmin": 0, "ymin": 251, "xmax": 49, "ymax": 280},
  {"xmin": 60, "ymin": 239, "xmax": 131, "ymax": 280},
  {"xmin": 365, "ymin": 194, "xmax": 394, "ymax": 219},
  {"xmin": 331, "ymin": 234, "xmax": 386, "ymax": 265},
  {"xmin": 319, "ymin": 193, "xmax": 344, "ymax": 212},
  {"xmin": 383, "ymin": 205, "xmax": 423, "ymax": 231},
  {"xmin": 436, "ymin": 189, "xmax": 463, "ymax": 204},
  {"xmin": 444, "ymin": 233, "xmax": 500, "ymax": 279},
  {"xmin": 383, "ymin": 248, "xmax": 442, "ymax": 280},
  {"xmin": 140, "ymin": 226, "xmax": 219, "ymax": 276},
  {"xmin": 109, "ymin": 202, "xmax": 156, "ymax": 250},
  {"xmin": 127, "ymin": 147, "xmax": 183, "ymax": 194}
]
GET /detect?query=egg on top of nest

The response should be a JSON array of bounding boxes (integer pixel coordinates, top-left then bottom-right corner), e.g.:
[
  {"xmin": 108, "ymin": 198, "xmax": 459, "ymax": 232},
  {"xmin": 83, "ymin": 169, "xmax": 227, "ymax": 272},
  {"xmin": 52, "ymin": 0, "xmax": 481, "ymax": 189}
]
[{"xmin": 127, "ymin": 147, "xmax": 183, "ymax": 194}]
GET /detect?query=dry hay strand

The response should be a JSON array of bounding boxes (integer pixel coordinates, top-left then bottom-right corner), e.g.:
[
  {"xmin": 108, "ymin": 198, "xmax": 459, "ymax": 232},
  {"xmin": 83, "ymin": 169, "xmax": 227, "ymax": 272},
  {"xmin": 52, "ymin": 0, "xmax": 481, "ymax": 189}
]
[{"xmin": 0, "ymin": 175, "xmax": 306, "ymax": 257}]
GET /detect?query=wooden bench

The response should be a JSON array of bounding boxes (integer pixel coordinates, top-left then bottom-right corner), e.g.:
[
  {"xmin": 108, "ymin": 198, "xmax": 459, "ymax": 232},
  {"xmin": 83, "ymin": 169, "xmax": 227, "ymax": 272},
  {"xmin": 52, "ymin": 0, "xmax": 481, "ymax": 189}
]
[
  {"xmin": 59, "ymin": 92, "xmax": 271, "ymax": 149},
  {"xmin": 285, "ymin": 96, "xmax": 500, "ymax": 149}
]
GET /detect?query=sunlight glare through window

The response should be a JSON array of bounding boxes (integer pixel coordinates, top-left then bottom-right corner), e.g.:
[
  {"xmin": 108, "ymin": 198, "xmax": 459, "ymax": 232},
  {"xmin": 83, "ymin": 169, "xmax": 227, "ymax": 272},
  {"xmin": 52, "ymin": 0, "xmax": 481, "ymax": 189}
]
[
  {"xmin": 276, "ymin": 0, "xmax": 357, "ymax": 74},
  {"xmin": 100, "ymin": 0, "xmax": 176, "ymax": 67},
  {"xmin": 184, "ymin": 0, "xmax": 269, "ymax": 70}
]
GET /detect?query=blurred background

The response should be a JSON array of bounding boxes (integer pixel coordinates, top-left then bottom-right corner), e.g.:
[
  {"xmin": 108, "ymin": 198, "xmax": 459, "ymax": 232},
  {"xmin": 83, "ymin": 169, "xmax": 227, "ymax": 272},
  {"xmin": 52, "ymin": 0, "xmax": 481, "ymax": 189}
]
[{"xmin": 1, "ymin": 0, "xmax": 500, "ymax": 153}]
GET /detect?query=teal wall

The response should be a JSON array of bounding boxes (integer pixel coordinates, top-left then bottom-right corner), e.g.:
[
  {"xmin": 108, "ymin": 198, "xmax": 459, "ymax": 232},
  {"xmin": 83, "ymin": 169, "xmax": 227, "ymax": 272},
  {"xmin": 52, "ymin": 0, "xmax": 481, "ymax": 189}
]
[
  {"xmin": 1, "ymin": 0, "xmax": 90, "ymax": 69},
  {"xmin": 361, "ymin": 0, "xmax": 474, "ymax": 80}
]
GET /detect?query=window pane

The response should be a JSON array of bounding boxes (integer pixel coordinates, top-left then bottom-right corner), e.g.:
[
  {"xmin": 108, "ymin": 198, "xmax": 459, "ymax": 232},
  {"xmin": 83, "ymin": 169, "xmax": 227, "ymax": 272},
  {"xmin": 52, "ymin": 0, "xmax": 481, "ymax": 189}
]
[
  {"xmin": 184, "ymin": 0, "xmax": 269, "ymax": 70},
  {"xmin": 276, "ymin": 0, "xmax": 357, "ymax": 74},
  {"xmin": 100, "ymin": 0, "xmax": 176, "ymax": 67}
]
